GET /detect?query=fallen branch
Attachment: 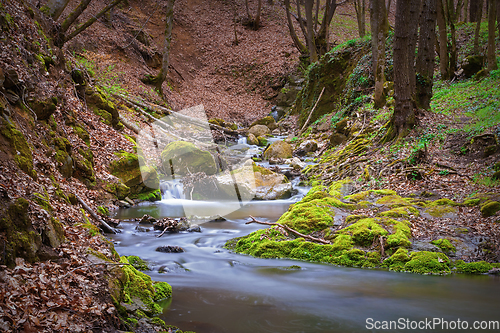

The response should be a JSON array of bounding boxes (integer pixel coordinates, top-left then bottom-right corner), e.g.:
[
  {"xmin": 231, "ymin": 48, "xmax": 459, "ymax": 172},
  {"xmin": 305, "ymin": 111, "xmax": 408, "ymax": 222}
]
[
  {"xmin": 246, "ymin": 216, "xmax": 331, "ymax": 244},
  {"xmin": 299, "ymin": 87, "xmax": 325, "ymax": 135},
  {"xmin": 76, "ymin": 194, "xmax": 117, "ymax": 234},
  {"xmin": 61, "ymin": 262, "xmax": 130, "ymax": 279}
]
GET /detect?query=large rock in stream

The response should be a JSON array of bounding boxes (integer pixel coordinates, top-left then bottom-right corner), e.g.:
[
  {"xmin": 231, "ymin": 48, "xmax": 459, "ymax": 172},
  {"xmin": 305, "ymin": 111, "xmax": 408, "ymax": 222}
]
[
  {"xmin": 161, "ymin": 141, "xmax": 218, "ymax": 176},
  {"xmin": 263, "ymin": 141, "xmax": 293, "ymax": 159}
]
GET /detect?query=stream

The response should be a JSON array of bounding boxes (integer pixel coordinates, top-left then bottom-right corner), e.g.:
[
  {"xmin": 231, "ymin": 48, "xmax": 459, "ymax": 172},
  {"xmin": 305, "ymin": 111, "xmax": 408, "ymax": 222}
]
[{"xmin": 110, "ymin": 138, "xmax": 500, "ymax": 333}]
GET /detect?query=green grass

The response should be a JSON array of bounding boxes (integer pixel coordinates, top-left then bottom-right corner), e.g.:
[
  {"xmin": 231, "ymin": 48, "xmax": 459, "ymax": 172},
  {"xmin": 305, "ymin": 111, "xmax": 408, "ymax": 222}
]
[{"xmin": 431, "ymin": 69, "xmax": 500, "ymax": 134}]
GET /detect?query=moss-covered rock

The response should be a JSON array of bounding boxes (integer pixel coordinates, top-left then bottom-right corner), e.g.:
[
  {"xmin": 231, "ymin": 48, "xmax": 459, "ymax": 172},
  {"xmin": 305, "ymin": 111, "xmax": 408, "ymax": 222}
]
[
  {"xmin": 85, "ymin": 86, "xmax": 120, "ymax": 128},
  {"xmin": 431, "ymin": 238, "xmax": 456, "ymax": 253},
  {"xmin": 480, "ymin": 201, "xmax": 500, "ymax": 217},
  {"xmin": 0, "ymin": 117, "xmax": 36, "ymax": 179},
  {"xmin": 246, "ymin": 133, "xmax": 259, "ymax": 145},
  {"xmin": 250, "ymin": 116, "xmax": 277, "ymax": 130},
  {"xmin": 404, "ymin": 251, "xmax": 451, "ymax": 275},
  {"xmin": 263, "ymin": 141, "xmax": 293, "ymax": 159},
  {"xmin": 0, "ymin": 198, "xmax": 41, "ymax": 267},
  {"xmin": 455, "ymin": 260, "xmax": 492, "ymax": 274},
  {"xmin": 127, "ymin": 256, "xmax": 151, "ymax": 271},
  {"xmin": 30, "ymin": 96, "xmax": 57, "ymax": 120},
  {"xmin": 383, "ymin": 248, "xmax": 410, "ymax": 271},
  {"xmin": 338, "ymin": 218, "xmax": 388, "ymax": 247},
  {"xmin": 161, "ymin": 141, "xmax": 217, "ymax": 176}
]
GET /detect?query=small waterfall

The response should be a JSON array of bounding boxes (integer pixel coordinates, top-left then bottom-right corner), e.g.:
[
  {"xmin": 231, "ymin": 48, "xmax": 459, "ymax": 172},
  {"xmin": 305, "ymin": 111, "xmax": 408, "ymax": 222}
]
[{"xmin": 160, "ymin": 180, "xmax": 185, "ymax": 200}]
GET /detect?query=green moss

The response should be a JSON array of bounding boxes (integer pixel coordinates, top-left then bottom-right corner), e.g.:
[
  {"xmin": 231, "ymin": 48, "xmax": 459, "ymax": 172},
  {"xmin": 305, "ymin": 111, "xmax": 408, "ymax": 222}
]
[
  {"xmin": 383, "ymin": 248, "xmax": 410, "ymax": 271},
  {"xmin": 428, "ymin": 198, "xmax": 461, "ymax": 206},
  {"xmin": 78, "ymin": 209, "xmax": 100, "ymax": 236},
  {"xmin": 278, "ymin": 197, "xmax": 335, "ymax": 234},
  {"xmin": 0, "ymin": 118, "xmax": 36, "ymax": 178},
  {"xmin": 153, "ymin": 281, "xmax": 172, "ymax": 301},
  {"xmin": 257, "ymin": 136, "xmax": 268, "ymax": 146},
  {"xmin": 480, "ymin": 201, "xmax": 500, "ymax": 217},
  {"xmin": 127, "ymin": 256, "xmax": 151, "ymax": 271},
  {"xmin": 455, "ymin": 260, "xmax": 493, "ymax": 274},
  {"xmin": 97, "ymin": 206, "xmax": 109, "ymax": 216},
  {"xmin": 150, "ymin": 317, "xmax": 166, "ymax": 327},
  {"xmin": 431, "ymin": 239, "xmax": 456, "ymax": 253},
  {"xmin": 375, "ymin": 195, "xmax": 412, "ymax": 208},
  {"xmin": 363, "ymin": 251, "xmax": 381, "ymax": 268},
  {"xmin": 378, "ymin": 206, "xmax": 419, "ymax": 218},
  {"xmin": 463, "ymin": 198, "xmax": 481, "ymax": 206},
  {"xmin": 105, "ymin": 182, "xmax": 131, "ymax": 200},
  {"xmin": 120, "ymin": 256, "xmax": 170, "ymax": 315},
  {"xmin": 383, "ymin": 219, "xmax": 412, "ymax": 248},
  {"xmin": 425, "ymin": 205, "xmax": 457, "ymax": 218},
  {"xmin": 404, "ymin": 251, "xmax": 451, "ymax": 275},
  {"xmin": 338, "ymin": 218, "xmax": 388, "ymax": 247},
  {"xmin": 73, "ymin": 124, "xmax": 90, "ymax": 145},
  {"xmin": 345, "ymin": 191, "xmax": 371, "ymax": 202},
  {"xmin": 161, "ymin": 141, "xmax": 217, "ymax": 176},
  {"xmin": 32, "ymin": 192, "xmax": 53, "ymax": 213}
]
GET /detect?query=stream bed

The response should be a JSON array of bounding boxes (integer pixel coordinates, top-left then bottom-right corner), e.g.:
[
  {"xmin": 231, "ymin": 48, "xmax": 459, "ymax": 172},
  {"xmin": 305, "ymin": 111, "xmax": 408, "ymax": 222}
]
[{"xmin": 111, "ymin": 198, "xmax": 500, "ymax": 333}]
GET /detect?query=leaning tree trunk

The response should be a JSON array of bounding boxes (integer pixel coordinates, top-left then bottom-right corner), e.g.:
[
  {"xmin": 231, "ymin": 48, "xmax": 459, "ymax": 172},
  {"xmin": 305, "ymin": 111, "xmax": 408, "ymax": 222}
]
[
  {"xmin": 42, "ymin": 0, "xmax": 71, "ymax": 20},
  {"xmin": 388, "ymin": 0, "xmax": 419, "ymax": 140},
  {"xmin": 473, "ymin": 0, "xmax": 483, "ymax": 53},
  {"xmin": 61, "ymin": 0, "xmax": 92, "ymax": 33},
  {"xmin": 487, "ymin": 0, "xmax": 498, "ymax": 71},
  {"xmin": 437, "ymin": 0, "xmax": 450, "ymax": 79},
  {"xmin": 416, "ymin": 0, "xmax": 437, "ymax": 109},
  {"xmin": 371, "ymin": 0, "xmax": 388, "ymax": 109}
]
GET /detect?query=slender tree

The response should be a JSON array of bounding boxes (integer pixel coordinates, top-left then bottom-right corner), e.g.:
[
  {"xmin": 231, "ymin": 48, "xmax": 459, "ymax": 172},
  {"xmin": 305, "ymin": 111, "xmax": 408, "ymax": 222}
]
[
  {"xmin": 408, "ymin": 0, "xmax": 422, "ymax": 94},
  {"xmin": 473, "ymin": 0, "xmax": 483, "ymax": 54},
  {"xmin": 41, "ymin": 0, "xmax": 71, "ymax": 20},
  {"xmin": 371, "ymin": 0, "xmax": 388, "ymax": 108},
  {"xmin": 245, "ymin": 0, "xmax": 263, "ymax": 30},
  {"xmin": 470, "ymin": 0, "xmax": 481, "ymax": 21},
  {"xmin": 284, "ymin": 0, "xmax": 339, "ymax": 62},
  {"xmin": 437, "ymin": 0, "xmax": 451, "ymax": 79},
  {"xmin": 416, "ymin": 0, "xmax": 437, "ymax": 109},
  {"xmin": 142, "ymin": 0, "xmax": 176, "ymax": 95},
  {"xmin": 487, "ymin": 0, "xmax": 498, "ymax": 71},
  {"xmin": 354, "ymin": 0, "xmax": 366, "ymax": 37}
]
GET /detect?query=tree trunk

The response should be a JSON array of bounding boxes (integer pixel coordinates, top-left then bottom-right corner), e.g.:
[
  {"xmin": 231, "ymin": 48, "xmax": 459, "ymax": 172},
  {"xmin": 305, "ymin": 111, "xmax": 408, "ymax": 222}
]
[
  {"xmin": 42, "ymin": 0, "xmax": 71, "ymax": 20},
  {"xmin": 305, "ymin": 0, "xmax": 318, "ymax": 62},
  {"xmin": 408, "ymin": 0, "xmax": 422, "ymax": 94},
  {"xmin": 254, "ymin": 0, "xmax": 262, "ymax": 29},
  {"xmin": 437, "ymin": 0, "xmax": 450, "ymax": 79},
  {"xmin": 61, "ymin": 0, "xmax": 92, "ymax": 33},
  {"xmin": 355, "ymin": 0, "xmax": 366, "ymax": 37},
  {"xmin": 497, "ymin": 0, "xmax": 500, "ymax": 38},
  {"xmin": 447, "ymin": 0, "xmax": 461, "ymax": 75},
  {"xmin": 62, "ymin": 0, "xmax": 124, "ymax": 46},
  {"xmin": 141, "ymin": 0, "xmax": 175, "ymax": 94},
  {"xmin": 488, "ymin": 0, "xmax": 498, "ymax": 71},
  {"xmin": 316, "ymin": 0, "xmax": 337, "ymax": 56},
  {"xmin": 470, "ymin": 0, "xmax": 481, "ymax": 21},
  {"xmin": 416, "ymin": 0, "xmax": 437, "ymax": 109},
  {"xmin": 284, "ymin": 0, "xmax": 308, "ymax": 54},
  {"xmin": 464, "ymin": 0, "xmax": 469, "ymax": 21},
  {"xmin": 371, "ymin": 0, "xmax": 388, "ymax": 109},
  {"xmin": 390, "ymin": 0, "xmax": 418, "ymax": 140},
  {"xmin": 474, "ymin": 0, "xmax": 484, "ymax": 53}
]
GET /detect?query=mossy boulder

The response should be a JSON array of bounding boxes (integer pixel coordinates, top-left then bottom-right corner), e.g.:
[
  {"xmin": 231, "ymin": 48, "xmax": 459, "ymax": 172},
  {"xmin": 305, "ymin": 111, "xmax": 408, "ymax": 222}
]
[
  {"xmin": 480, "ymin": 201, "xmax": 500, "ymax": 217},
  {"xmin": 431, "ymin": 238, "xmax": 456, "ymax": 254},
  {"xmin": 161, "ymin": 141, "xmax": 217, "ymax": 176},
  {"xmin": 246, "ymin": 133, "xmax": 258, "ymax": 145},
  {"xmin": 383, "ymin": 248, "xmax": 410, "ymax": 271},
  {"xmin": 462, "ymin": 55, "xmax": 484, "ymax": 78},
  {"xmin": 31, "ymin": 96, "xmax": 57, "ymax": 120},
  {"xmin": 455, "ymin": 260, "xmax": 492, "ymax": 274},
  {"xmin": 263, "ymin": 141, "xmax": 293, "ymax": 159},
  {"xmin": 404, "ymin": 251, "xmax": 451, "ymax": 275},
  {"xmin": 118, "ymin": 256, "xmax": 172, "ymax": 316},
  {"xmin": 0, "ymin": 198, "xmax": 41, "ymax": 267},
  {"xmin": 248, "ymin": 124, "xmax": 270, "ymax": 137},
  {"xmin": 85, "ymin": 86, "xmax": 120, "ymax": 128},
  {"xmin": 0, "ymin": 117, "xmax": 36, "ymax": 179},
  {"xmin": 250, "ymin": 116, "xmax": 277, "ymax": 131}
]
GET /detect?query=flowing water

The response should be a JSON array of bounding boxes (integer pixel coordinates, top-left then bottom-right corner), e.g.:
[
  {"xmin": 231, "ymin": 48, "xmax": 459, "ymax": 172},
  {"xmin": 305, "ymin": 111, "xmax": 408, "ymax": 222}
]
[
  {"xmin": 110, "ymin": 137, "xmax": 500, "ymax": 332},
  {"xmin": 111, "ymin": 196, "xmax": 500, "ymax": 333}
]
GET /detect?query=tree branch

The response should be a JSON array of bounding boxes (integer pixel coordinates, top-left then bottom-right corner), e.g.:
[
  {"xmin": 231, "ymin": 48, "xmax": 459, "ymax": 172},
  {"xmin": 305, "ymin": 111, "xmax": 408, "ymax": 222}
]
[
  {"xmin": 76, "ymin": 194, "xmax": 117, "ymax": 234},
  {"xmin": 246, "ymin": 215, "xmax": 331, "ymax": 244}
]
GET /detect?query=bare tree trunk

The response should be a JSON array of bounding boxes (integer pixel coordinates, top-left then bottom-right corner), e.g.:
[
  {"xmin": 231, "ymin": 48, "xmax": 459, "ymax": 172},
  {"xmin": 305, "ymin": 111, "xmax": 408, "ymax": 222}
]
[
  {"xmin": 305, "ymin": 0, "xmax": 318, "ymax": 62},
  {"xmin": 254, "ymin": 0, "xmax": 262, "ymax": 29},
  {"xmin": 470, "ymin": 0, "xmax": 481, "ymax": 21},
  {"xmin": 488, "ymin": 0, "xmax": 498, "ymax": 71},
  {"xmin": 464, "ymin": 0, "xmax": 469, "ymax": 21},
  {"xmin": 497, "ymin": 0, "xmax": 500, "ymax": 38},
  {"xmin": 42, "ymin": 0, "xmax": 71, "ymax": 20},
  {"xmin": 61, "ymin": 0, "xmax": 92, "ymax": 33},
  {"xmin": 416, "ymin": 0, "xmax": 437, "ymax": 109},
  {"xmin": 284, "ymin": 0, "xmax": 308, "ymax": 54},
  {"xmin": 408, "ymin": 0, "xmax": 422, "ymax": 94},
  {"xmin": 390, "ymin": 0, "xmax": 419, "ymax": 140},
  {"xmin": 245, "ymin": 0, "xmax": 251, "ymax": 18},
  {"xmin": 447, "ymin": 0, "xmax": 462, "ymax": 75},
  {"xmin": 62, "ymin": 0, "xmax": 124, "ymax": 46},
  {"xmin": 474, "ymin": 0, "xmax": 484, "ymax": 53},
  {"xmin": 437, "ymin": 0, "xmax": 451, "ymax": 79},
  {"xmin": 141, "ymin": 0, "xmax": 175, "ymax": 95},
  {"xmin": 355, "ymin": 0, "xmax": 367, "ymax": 37},
  {"xmin": 371, "ymin": 0, "xmax": 388, "ymax": 109}
]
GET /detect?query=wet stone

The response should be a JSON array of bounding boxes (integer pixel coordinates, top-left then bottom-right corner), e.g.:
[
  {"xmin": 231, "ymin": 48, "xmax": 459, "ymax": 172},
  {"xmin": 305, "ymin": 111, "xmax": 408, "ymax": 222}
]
[{"xmin": 156, "ymin": 245, "xmax": 185, "ymax": 253}]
